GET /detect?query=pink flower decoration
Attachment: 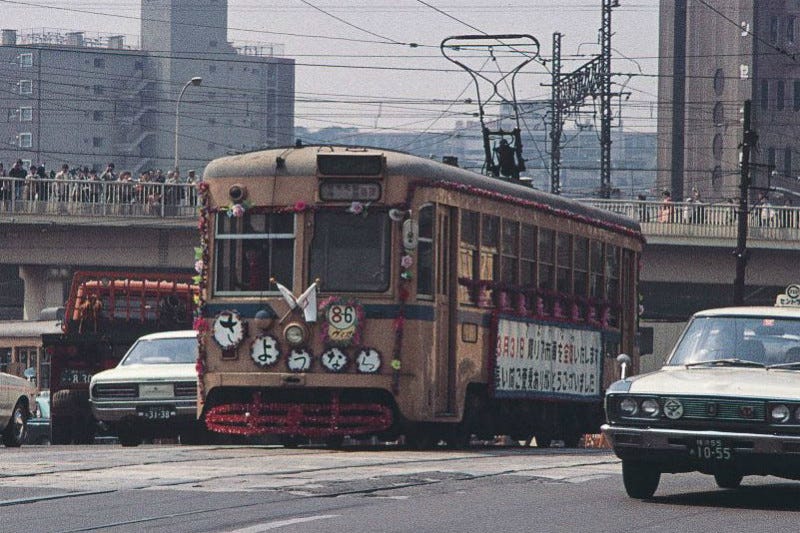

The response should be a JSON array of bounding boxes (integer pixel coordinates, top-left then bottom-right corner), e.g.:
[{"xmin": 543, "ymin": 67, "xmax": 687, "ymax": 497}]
[
  {"xmin": 193, "ymin": 317, "xmax": 209, "ymax": 332},
  {"xmin": 294, "ymin": 201, "xmax": 307, "ymax": 212},
  {"xmin": 230, "ymin": 203, "xmax": 245, "ymax": 218},
  {"xmin": 348, "ymin": 201, "xmax": 364, "ymax": 215},
  {"xmin": 400, "ymin": 255, "xmax": 413, "ymax": 269},
  {"xmin": 194, "ymin": 259, "xmax": 204, "ymax": 274}
]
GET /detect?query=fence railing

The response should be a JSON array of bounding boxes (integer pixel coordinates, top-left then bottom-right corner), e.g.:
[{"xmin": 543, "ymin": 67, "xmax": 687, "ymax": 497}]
[
  {"xmin": 584, "ymin": 199, "xmax": 800, "ymax": 241},
  {"xmin": 0, "ymin": 177, "xmax": 197, "ymax": 218}
]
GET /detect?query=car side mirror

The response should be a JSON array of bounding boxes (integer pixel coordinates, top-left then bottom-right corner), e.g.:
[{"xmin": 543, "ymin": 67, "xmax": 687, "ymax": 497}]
[{"xmin": 616, "ymin": 353, "xmax": 632, "ymax": 380}]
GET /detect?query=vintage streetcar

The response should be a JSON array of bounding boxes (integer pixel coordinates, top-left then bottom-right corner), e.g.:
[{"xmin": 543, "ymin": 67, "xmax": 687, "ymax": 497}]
[
  {"xmin": 603, "ymin": 292, "xmax": 800, "ymax": 498},
  {"xmin": 196, "ymin": 145, "xmax": 644, "ymax": 448}
]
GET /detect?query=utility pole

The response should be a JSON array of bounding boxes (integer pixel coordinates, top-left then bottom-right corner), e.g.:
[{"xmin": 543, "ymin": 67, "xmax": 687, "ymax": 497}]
[
  {"xmin": 550, "ymin": 32, "xmax": 562, "ymax": 195},
  {"xmin": 599, "ymin": 0, "xmax": 615, "ymax": 199},
  {"xmin": 733, "ymin": 100, "xmax": 756, "ymax": 306}
]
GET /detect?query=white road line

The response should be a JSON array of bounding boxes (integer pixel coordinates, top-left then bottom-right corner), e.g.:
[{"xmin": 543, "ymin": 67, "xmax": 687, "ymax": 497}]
[{"xmin": 224, "ymin": 514, "xmax": 340, "ymax": 532}]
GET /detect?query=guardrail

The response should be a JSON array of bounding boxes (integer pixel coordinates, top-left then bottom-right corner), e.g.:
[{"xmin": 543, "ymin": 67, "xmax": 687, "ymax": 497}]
[
  {"xmin": 582, "ymin": 199, "xmax": 800, "ymax": 242},
  {"xmin": 0, "ymin": 177, "xmax": 197, "ymax": 218}
]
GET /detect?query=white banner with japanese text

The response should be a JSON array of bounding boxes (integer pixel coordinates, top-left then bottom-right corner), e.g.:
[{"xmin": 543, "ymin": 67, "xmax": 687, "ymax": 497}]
[{"xmin": 493, "ymin": 317, "xmax": 603, "ymax": 400}]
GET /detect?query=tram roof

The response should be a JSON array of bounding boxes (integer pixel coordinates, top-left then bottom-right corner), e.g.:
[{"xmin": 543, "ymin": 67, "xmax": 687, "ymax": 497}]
[{"xmin": 203, "ymin": 145, "xmax": 641, "ymax": 235}]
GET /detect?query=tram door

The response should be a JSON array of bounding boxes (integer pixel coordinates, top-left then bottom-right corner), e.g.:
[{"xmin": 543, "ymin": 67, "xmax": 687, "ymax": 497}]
[{"xmin": 433, "ymin": 206, "xmax": 458, "ymax": 415}]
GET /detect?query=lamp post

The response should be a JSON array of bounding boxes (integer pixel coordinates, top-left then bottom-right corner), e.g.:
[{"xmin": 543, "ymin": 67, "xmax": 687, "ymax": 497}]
[{"xmin": 174, "ymin": 76, "xmax": 202, "ymax": 172}]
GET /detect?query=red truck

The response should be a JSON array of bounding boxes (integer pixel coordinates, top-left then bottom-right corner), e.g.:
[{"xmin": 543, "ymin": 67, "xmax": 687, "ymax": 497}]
[{"xmin": 43, "ymin": 271, "xmax": 196, "ymax": 444}]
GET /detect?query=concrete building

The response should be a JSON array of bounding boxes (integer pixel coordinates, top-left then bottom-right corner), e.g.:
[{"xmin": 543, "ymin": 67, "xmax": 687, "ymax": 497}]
[
  {"xmin": 0, "ymin": 0, "xmax": 294, "ymax": 175},
  {"xmin": 657, "ymin": 0, "xmax": 800, "ymax": 203}
]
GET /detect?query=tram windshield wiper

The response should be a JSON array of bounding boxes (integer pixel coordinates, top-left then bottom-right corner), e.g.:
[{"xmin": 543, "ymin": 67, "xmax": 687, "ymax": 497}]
[{"xmin": 685, "ymin": 358, "xmax": 765, "ymax": 368}]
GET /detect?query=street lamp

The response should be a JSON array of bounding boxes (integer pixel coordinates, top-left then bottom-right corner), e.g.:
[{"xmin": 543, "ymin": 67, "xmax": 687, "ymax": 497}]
[{"xmin": 174, "ymin": 76, "xmax": 202, "ymax": 172}]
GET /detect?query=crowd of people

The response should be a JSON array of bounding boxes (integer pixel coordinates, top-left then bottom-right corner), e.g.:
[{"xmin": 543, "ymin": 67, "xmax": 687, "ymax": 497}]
[{"xmin": 0, "ymin": 159, "xmax": 199, "ymax": 212}]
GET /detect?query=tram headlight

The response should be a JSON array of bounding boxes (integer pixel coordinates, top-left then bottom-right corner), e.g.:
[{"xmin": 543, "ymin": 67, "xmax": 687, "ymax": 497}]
[{"xmin": 283, "ymin": 322, "xmax": 308, "ymax": 348}]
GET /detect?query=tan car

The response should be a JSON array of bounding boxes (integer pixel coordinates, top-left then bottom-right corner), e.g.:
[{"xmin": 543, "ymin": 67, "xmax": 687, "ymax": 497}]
[{"xmin": 1, "ymin": 370, "xmax": 37, "ymax": 447}]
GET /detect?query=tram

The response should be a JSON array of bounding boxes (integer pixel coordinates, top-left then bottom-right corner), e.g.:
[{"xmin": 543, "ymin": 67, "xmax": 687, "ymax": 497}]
[{"xmin": 195, "ymin": 145, "xmax": 644, "ymax": 447}]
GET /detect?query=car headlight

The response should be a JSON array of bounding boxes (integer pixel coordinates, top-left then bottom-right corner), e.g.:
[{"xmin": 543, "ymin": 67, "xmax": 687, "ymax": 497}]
[
  {"xmin": 771, "ymin": 404, "xmax": 791, "ymax": 423},
  {"xmin": 641, "ymin": 398, "xmax": 660, "ymax": 417},
  {"xmin": 619, "ymin": 397, "xmax": 638, "ymax": 416},
  {"xmin": 283, "ymin": 322, "xmax": 308, "ymax": 347},
  {"xmin": 794, "ymin": 407, "xmax": 800, "ymax": 423}
]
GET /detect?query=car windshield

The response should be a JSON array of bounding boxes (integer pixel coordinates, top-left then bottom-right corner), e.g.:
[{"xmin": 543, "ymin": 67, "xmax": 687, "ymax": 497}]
[
  {"xmin": 121, "ymin": 337, "xmax": 197, "ymax": 366},
  {"xmin": 668, "ymin": 316, "xmax": 800, "ymax": 367}
]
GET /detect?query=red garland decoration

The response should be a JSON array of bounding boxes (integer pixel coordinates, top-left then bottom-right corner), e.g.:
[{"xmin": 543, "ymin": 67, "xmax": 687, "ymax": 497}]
[
  {"xmin": 194, "ymin": 181, "xmax": 212, "ymax": 401},
  {"xmin": 403, "ymin": 180, "xmax": 646, "ymax": 243}
]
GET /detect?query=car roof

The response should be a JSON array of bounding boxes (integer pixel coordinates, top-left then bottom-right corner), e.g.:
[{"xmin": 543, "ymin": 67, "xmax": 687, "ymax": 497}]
[
  {"xmin": 693, "ymin": 306, "xmax": 800, "ymax": 319},
  {"xmin": 136, "ymin": 330, "xmax": 197, "ymax": 341}
]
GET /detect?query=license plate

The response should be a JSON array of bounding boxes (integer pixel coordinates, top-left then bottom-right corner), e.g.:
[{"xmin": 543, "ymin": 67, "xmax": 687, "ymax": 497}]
[
  {"xmin": 139, "ymin": 383, "xmax": 174, "ymax": 399},
  {"xmin": 136, "ymin": 406, "xmax": 175, "ymax": 420},
  {"xmin": 691, "ymin": 438, "xmax": 733, "ymax": 461}
]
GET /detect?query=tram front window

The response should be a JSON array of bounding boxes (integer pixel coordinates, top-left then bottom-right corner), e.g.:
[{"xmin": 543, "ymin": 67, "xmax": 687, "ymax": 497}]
[{"xmin": 309, "ymin": 211, "xmax": 390, "ymax": 292}]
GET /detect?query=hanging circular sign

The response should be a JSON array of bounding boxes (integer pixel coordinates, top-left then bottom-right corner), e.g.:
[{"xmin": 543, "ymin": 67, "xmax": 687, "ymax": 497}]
[
  {"xmin": 355, "ymin": 348, "xmax": 381, "ymax": 374},
  {"xmin": 250, "ymin": 335, "xmax": 280, "ymax": 368},
  {"xmin": 320, "ymin": 297, "xmax": 364, "ymax": 347},
  {"xmin": 321, "ymin": 347, "xmax": 348, "ymax": 372},
  {"xmin": 287, "ymin": 348, "xmax": 313, "ymax": 372},
  {"xmin": 212, "ymin": 310, "xmax": 245, "ymax": 350}
]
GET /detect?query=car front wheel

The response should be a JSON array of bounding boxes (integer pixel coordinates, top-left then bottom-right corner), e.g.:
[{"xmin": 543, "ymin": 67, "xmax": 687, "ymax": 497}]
[
  {"xmin": 2, "ymin": 402, "xmax": 28, "ymax": 447},
  {"xmin": 621, "ymin": 460, "xmax": 661, "ymax": 499}
]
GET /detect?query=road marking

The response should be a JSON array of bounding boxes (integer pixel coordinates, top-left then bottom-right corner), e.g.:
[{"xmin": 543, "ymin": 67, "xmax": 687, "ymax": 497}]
[{"xmin": 225, "ymin": 514, "xmax": 340, "ymax": 532}]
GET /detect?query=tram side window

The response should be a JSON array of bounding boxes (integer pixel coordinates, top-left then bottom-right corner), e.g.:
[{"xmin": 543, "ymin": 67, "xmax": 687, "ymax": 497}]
[
  {"xmin": 501, "ymin": 220, "xmax": 519, "ymax": 284},
  {"xmin": 481, "ymin": 215, "xmax": 499, "ymax": 282},
  {"xmin": 417, "ymin": 205, "xmax": 434, "ymax": 298},
  {"xmin": 556, "ymin": 233, "xmax": 572, "ymax": 293},
  {"xmin": 538, "ymin": 228, "xmax": 555, "ymax": 290},
  {"xmin": 520, "ymin": 223, "xmax": 536, "ymax": 286},
  {"xmin": 214, "ymin": 213, "xmax": 295, "ymax": 294},
  {"xmin": 574, "ymin": 236, "xmax": 589, "ymax": 297},
  {"xmin": 606, "ymin": 245, "xmax": 621, "ymax": 325},
  {"xmin": 590, "ymin": 240, "xmax": 604, "ymax": 299},
  {"xmin": 309, "ymin": 211, "xmax": 390, "ymax": 292},
  {"xmin": 459, "ymin": 210, "xmax": 480, "ymax": 304}
]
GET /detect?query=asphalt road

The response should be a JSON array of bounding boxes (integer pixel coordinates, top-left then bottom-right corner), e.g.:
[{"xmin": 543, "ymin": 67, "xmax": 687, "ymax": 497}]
[{"xmin": 2, "ymin": 444, "xmax": 800, "ymax": 533}]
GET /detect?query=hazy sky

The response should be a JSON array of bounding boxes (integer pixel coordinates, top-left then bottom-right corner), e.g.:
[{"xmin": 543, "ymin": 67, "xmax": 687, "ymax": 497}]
[{"xmin": 1, "ymin": 1, "xmax": 660, "ymax": 134}]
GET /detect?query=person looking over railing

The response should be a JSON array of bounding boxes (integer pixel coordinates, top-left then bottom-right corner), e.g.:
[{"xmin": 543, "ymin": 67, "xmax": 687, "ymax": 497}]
[{"xmin": 658, "ymin": 190, "xmax": 673, "ymax": 223}]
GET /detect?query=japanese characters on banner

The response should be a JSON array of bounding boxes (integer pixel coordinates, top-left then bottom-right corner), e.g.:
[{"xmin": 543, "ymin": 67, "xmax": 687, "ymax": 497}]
[{"xmin": 493, "ymin": 317, "xmax": 603, "ymax": 400}]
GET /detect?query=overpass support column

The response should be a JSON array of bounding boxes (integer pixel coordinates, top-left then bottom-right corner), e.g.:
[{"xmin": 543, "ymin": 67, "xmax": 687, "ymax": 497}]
[{"xmin": 18, "ymin": 265, "xmax": 71, "ymax": 320}]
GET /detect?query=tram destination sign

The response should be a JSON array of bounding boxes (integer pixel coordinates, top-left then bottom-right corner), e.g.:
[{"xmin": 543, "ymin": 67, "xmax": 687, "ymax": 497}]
[{"xmin": 492, "ymin": 317, "xmax": 602, "ymax": 400}]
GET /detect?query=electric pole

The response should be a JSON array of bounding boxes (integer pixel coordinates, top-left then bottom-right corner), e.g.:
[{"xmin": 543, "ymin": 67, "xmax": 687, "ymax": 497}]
[{"xmin": 733, "ymin": 100, "xmax": 755, "ymax": 306}]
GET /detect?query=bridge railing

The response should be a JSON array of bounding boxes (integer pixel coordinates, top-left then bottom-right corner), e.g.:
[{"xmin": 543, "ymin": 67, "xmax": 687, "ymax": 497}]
[
  {"xmin": 0, "ymin": 177, "xmax": 197, "ymax": 218},
  {"xmin": 582, "ymin": 199, "xmax": 800, "ymax": 241}
]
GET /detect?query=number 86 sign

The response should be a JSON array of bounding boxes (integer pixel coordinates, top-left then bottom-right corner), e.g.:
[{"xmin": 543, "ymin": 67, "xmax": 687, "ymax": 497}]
[{"xmin": 320, "ymin": 298, "xmax": 364, "ymax": 347}]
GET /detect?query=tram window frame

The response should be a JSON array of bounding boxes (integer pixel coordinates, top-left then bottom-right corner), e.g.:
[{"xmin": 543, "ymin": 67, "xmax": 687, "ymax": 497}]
[
  {"xmin": 606, "ymin": 244, "xmax": 621, "ymax": 325},
  {"xmin": 590, "ymin": 240, "xmax": 604, "ymax": 299},
  {"xmin": 459, "ymin": 210, "xmax": 480, "ymax": 305},
  {"xmin": 481, "ymin": 214, "xmax": 499, "ymax": 283},
  {"xmin": 520, "ymin": 223, "xmax": 537, "ymax": 287},
  {"xmin": 309, "ymin": 210, "xmax": 391, "ymax": 293},
  {"xmin": 538, "ymin": 228, "xmax": 555, "ymax": 290},
  {"xmin": 574, "ymin": 236, "xmax": 589, "ymax": 298},
  {"xmin": 213, "ymin": 212, "xmax": 296, "ymax": 296},
  {"xmin": 416, "ymin": 204, "xmax": 435, "ymax": 299},
  {"xmin": 501, "ymin": 220, "xmax": 519, "ymax": 285},
  {"xmin": 556, "ymin": 232, "xmax": 572, "ymax": 294}
]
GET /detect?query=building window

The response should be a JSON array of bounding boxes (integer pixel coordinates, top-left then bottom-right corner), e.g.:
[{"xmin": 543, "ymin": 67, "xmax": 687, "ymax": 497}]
[
  {"xmin": 713, "ymin": 134, "xmax": 723, "ymax": 160},
  {"xmin": 761, "ymin": 79, "xmax": 769, "ymax": 110},
  {"xmin": 92, "ymin": 137, "xmax": 104, "ymax": 148},
  {"xmin": 768, "ymin": 147, "xmax": 777, "ymax": 169},
  {"xmin": 789, "ymin": 16, "xmax": 796, "ymax": 43},
  {"xmin": 19, "ymin": 107, "xmax": 32, "ymax": 122},
  {"xmin": 19, "ymin": 133, "xmax": 32, "ymax": 148},
  {"xmin": 713, "ymin": 102, "xmax": 724, "ymax": 125},
  {"xmin": 771, "ymin": 16, "xmax": 780, "ymax": 43},
  {"xmin": 785, "ymin": 146, "xmax": 793, "ymax": 177},
  {"xmin": 777, "ymin": 80, "xmax": 786, "ymax": 110},
  {"xmin": 19, "ymin": 80, "xmax": 32, "ymax": 95},
  {"xmin": 19, "ymin": 53, "xmax": 33, "ymax": 68},
  {"xmin": 93, "ymin": 57, "xmax": 105, "ymax": 68},
  {"xmin": 713, "ymin": 68, "xmax": 725, "ymax": 95},
  {"xmin": 93, "ymin": 111, "xmax": 104, "ymax": 122}
]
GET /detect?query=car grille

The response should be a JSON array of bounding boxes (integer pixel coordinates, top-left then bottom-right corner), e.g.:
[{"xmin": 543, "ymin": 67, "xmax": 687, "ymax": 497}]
[
  {"xmin": 93, "ymin": 383, "xmax": 138, "ymax": 399},
  {"xmin": 174, "ymin": 381, "xmax": 197, "ymax": 398},
  {"xmin": 678, "ymin": 397, "xmax": 766, "ymax": 422}
]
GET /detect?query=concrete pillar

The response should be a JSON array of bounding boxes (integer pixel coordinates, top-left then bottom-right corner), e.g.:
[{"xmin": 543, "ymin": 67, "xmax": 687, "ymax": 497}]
[{"xmin": 18, "ymin": 265, "xmax": 71, "ymax": 320}]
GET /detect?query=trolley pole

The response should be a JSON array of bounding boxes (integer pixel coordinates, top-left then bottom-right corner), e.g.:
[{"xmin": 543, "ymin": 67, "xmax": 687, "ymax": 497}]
[{"xmin": 733, "ymin": 100, "xmax": 755, "ymax": 306}]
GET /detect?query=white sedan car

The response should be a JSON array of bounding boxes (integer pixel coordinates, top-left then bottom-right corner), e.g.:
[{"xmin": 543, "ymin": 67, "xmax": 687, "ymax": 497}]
[
  {"xmin": 1, "ymin": 371, "xmax": 36, "ymax": 447},
  {"xmin": 89, "ymin": 330, "xmax": 201, "ymax": 446}
]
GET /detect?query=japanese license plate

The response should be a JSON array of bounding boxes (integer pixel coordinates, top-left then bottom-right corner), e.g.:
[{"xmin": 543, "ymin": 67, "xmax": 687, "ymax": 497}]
[
  {"xmin": 139, "ymin": 383, "xmax": 174, "ymax": 399},
  {"xmin": 691, "ymin": 438, "xmax": 733, "ymax": 461},
  {"xmin": 136, "ymin": 406, "xmax": 176, "ymax": 421}
]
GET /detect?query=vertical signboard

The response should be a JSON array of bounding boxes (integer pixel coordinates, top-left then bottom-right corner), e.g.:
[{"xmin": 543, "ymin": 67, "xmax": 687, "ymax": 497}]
[{"xmin": 492, "ymin": 316, "xmax": 603, "ymax": 400}]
